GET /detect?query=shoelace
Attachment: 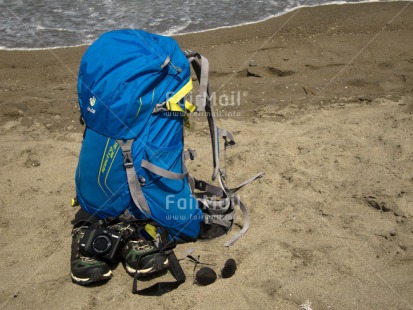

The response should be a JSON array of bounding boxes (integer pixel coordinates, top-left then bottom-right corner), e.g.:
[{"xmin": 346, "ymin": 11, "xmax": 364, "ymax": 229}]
[
  {"xmin": 129, "ymin": 239, "xmax": 153, "ymax": 251},
  {"xmin": 79, "ymin": 256, "xmax": 98, "ymax": 262},
  {"xmin": 71, "ymin": 225, "xmax": 88, "ymax": 238},
  {"xmin": 109, "ymin": 222, "xmax": 135, "ymax": 235}
]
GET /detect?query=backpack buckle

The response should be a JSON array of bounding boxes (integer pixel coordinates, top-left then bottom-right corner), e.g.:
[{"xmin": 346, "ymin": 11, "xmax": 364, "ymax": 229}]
[
  {"xmin": 183, "ymin": 149, "xmax": 197, "ymax": 161},
  {"xmin": 195, "ymin": 180, "xmax": 208, "ymax": 192},
  {"xmin": 118, "ymin": 139, "xmax": 135, "ymax": 168},
  {"xmin": 203, "ymin": 214, "xmax": 213, "ymax": 225},
  {"xmin": 123, "ymin": 151, "xmax": 134, "ymax": 168}
]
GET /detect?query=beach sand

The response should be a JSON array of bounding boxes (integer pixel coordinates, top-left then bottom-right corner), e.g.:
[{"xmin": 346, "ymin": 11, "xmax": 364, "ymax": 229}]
[{"xmin": 1, "ymin": 1, "xmax": 413, "ymax": 309}]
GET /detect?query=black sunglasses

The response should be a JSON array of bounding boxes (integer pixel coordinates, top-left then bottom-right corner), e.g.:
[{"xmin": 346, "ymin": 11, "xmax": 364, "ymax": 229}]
[{"xmin": 189, "ymin": 256, "xmax": 237, "ymax": 286}]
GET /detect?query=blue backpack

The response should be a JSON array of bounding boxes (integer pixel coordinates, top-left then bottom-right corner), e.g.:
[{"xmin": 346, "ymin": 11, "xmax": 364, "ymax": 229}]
[{"xmin": 75, "ymin": 30, "xmax": 262, "ymax": 246}]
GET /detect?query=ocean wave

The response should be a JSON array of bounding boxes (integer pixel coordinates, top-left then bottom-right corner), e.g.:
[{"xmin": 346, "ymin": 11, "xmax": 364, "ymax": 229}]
[
  {"xmin": 165, "ymin": 0, "xmax": 399, "ymax": 38},
  {"xmin": 36, "ymin": 25, "xmax": 75, "ymax": 32},
  {"xmin": 0, "ymin": 0, "xmax": 399, "ymax": 50},
  {"xmin": 0, "ymin": 44, "xmax": 88, "ymax": 51},
  {"xmin": 162, "ymin": 15, "xmax": 192, "ymax": 36}
]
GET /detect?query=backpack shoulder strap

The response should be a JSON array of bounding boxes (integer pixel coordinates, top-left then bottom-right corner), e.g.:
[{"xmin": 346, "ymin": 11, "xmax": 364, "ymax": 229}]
[
  {"xmin": 117, "ymin": 139, "xmax": 152, "ymax": 216},
  {"xmin": 184, "ymin": 51, "xmax": 221, "ymax": 181},
  {"xmin": 184, "ymin": 51, "xmax": 265, "ymax": 246},
  {"xmin": 117, "ymin": 139, "xmax": 190, "ymax": 216}
]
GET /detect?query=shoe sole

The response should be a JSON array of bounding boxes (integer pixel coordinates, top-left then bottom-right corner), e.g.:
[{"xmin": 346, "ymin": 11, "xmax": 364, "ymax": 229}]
[
  {"xmin": 71, "ymin": 269, "xmax": 112, "ymax": 285},
  {"xmin": 125, "ymin": 256, "xmax": 169, "ymax": 277}
]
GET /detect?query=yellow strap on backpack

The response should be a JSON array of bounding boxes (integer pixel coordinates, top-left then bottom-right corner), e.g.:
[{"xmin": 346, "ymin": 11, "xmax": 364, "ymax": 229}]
[
  {"xmin": 185, "ymin": 100, "xmax": 196, "ymax": 113},
  {"xmin": 165, "ymin": 78, "xmax": 196, "ymax": 113}
]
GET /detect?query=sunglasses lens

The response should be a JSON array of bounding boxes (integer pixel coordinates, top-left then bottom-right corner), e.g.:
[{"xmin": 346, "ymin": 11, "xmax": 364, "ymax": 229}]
[
  {"xmin": 220, "ymin": 258, "xmax": 237, "ymax": 278},
  {"xmin": 195, "ymin": 267, "xmax": 217, "ymax": 286}
]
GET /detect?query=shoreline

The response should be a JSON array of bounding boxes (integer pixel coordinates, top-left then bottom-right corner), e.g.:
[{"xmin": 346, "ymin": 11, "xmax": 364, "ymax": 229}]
[
  {"xmin": 0, "ymin": 1, "xmax": 410, "ymax": 52},
  {"xmin": 1, "ymin": 1, "xmax": 413, "ymax": 309},
  {"xmin": 0, "ymin": 1, "xmax": 401, "ymax": 52},
  {"xmin": 1, "ymin": 1, "xmax": 412, "ymax": 120}
]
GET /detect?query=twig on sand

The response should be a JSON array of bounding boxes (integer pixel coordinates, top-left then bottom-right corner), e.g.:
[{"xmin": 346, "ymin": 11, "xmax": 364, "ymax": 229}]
[{"xmin": 301, "ymin": 85, "xmax": 317, "ymax": 96}]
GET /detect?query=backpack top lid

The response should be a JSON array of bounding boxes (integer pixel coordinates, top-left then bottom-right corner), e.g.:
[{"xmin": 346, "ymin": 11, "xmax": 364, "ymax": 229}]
[{"xmin": 78, "ymin": 30, "xmax": 191, "ymax": 140}]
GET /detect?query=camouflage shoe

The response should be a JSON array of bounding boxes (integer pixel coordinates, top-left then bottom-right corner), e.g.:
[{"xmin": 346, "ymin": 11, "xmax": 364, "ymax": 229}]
[
  {"xmin": 70, "ymin": 226, "xmax": 112, "ymax": 285},
  {"xmin": 107, "ymin": 221, "xmax": 135, "ymax": 239},
  {"xmin": 122, "ymin": 237, "xmax": 169, "ymax": 276}
]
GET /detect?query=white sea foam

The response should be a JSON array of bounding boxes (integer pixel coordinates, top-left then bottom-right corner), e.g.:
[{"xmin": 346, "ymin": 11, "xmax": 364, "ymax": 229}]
[
  {"xmin": 0, "ymin": 44, "xmax": 88, "ymax": 51},
  {"xmin": 163, "ymin": 15, "xmax": 192, "ymax": 36},
  {"xmin": 0, "ymin": 0, "xmax": 399, "ymax": 50},
  {"xmin": 36, "ymin": 25, "xmax": 75, "ymax": 32},
  {"xmin": 171, "ymin": 0, "xmax": 394, "ymax": 38}
]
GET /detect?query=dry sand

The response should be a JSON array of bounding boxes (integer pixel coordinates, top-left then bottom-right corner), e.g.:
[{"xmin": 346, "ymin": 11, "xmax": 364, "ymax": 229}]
[{"xmin": 1, "ymin": 2, "xmax": 413, "ymax": 309}]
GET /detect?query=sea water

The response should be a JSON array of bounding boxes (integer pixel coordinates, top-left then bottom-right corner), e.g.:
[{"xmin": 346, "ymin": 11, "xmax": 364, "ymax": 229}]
[{"xmin": 0, "ymin": 0, "xmax": 396, "ymax": 50}]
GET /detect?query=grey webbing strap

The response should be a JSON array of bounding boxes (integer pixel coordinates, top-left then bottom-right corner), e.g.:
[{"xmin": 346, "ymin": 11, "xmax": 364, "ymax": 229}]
[
  {"xmin": 198, "ymin": 197, "xmax": 231, "ymax": 214},
  {"xmin": 224, "ymin": 195, "xmax": 250, "ymax": 247},
  {"xmin": 193, "ymin": 179, "xmax": 224, "ymax": 196},
  {"xmin": 211, "ymin": 124, "xmax": 220, "ymax": 180},
  {"xmin": 181, "ymin": 150, "xmax": 196, "ymax": 192},
  {"xmin": 161, "ymin": 56, "xmax": 170, "ymax": 69},
  {"xmin": 231, "ymin": 172, "xmax": 264, "ymax": 193},
  {"xmin": 126, "ymin": 168, "xmax": 151, "ymax": 215},
  {"xmin": 204, "ymin": 213, "xmax": 233, "ymax": 228},
  {"xmin": 205, "ymin": 197, "xmax": 230, "ymax": 212},
  {"xmin": 183, "ymin": 149, "xmax": 197, "ymax": 161},
  {"xmin": 194, "ymin": 173, "xmax": 262, "ymax": 246},
  {"xmin": 196, "ymin": 55, "xmax": 209, "ymax": 112},
  {"xmin": 187, "ymin": 173, "xmax": 196, "ymax": 193},
  {"xmin": 218, "ymin": 173, "xmax": 250, "ymax": 247},
  {"xmin": 193, "ymin": 172, "xmax": 263, "ymax": 195},
  {"xmin": 186, "ymin": 52, "xmax": 208, "ymax": 112},
  {"xmin": 141, "ymin": 159, "xmax": 187, "ymax": 180},
  {"xmin": 118, "ymin": 209, "xmax": 136, "ymax": 221},
  {"xmin": 117, "ymin": 140, "xmax": 151, "ymax": 216},
  {"xmin": 185, "ymin": 51, "xmax": 220, "ymax": 180},
  {"xmin": 153, "ymin": 102, "xmax": 168, "ymax": 113},
  {"xmin": 218, "ymin": 128, "xmax": 236, "ymax": 147}
]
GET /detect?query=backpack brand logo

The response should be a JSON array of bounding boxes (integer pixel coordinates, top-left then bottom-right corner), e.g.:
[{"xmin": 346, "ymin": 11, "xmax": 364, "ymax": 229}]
[
  {"xmin": 87, "ymin": 96, "xmax": 96, "ymax": 114},
  {"xmin": 89, "ymin": 96, "xmax": 96, "ymax": 106}
]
